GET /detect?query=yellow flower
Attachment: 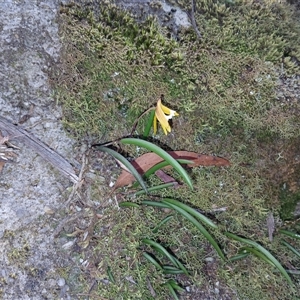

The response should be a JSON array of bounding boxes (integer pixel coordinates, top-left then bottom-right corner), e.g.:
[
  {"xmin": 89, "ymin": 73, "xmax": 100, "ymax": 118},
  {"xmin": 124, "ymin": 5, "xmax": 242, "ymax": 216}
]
[{"xmin": 153, "ymin": 99, "xmax": 179, "ymax": 135}]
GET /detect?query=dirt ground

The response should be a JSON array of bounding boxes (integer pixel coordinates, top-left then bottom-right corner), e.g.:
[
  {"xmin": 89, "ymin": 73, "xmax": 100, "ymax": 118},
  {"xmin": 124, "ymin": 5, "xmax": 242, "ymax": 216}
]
[{"xmin": 0, "ymin": 0, "xmax": 299, "ymax": 299}]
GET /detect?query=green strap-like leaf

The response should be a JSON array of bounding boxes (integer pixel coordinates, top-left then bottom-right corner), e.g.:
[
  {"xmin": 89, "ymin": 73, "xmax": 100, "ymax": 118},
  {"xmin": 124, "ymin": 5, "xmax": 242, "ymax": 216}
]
[
  {"xmin": 162, "ymin": 198, "xmax": 217, "ymax": 229},
  {"xmin": 141, "ymin": 200, "xmax": 171, "ymax": 209},
  {"xmin": 121, "ymin": 138, "xmax": 193, "ymax": 189},
  {"xmin": 163, "ymin": 201, "xmax": 225, "ymax": 260},
  {"xmin": 168, "ymin": 279, "xmax": 186, "ymax": 292},
  {"xmin": 241, "ymin": 247, "xmax": 275, "ymax": 267},
  {"xmin": 164, "ymin": 282, "xmax": 179, "ymax": 300},
  {"xmin": 133, "ymin": 183, "xmax": 176, "ymax": 196},
  {"xmin": 225, "ymin": 232, "xmax": 293, "ymax": 285},
  {"xmin": 143, "ymin": 159, "xmax": 193, "ymax": 179},
  {"xmin": 95, "ymin": 146, "xmax": 147, "ymax": 192},
  {"xmin": 143, "ymin": 109, "xmax": 155, "ymax": 138},
  {"xmin": 131, "ymin": 159, "xmax": 193, "ymax": 189},
  {"xmin": 107, "ymin": 266, "xmax": 116, "ymax": 284},
  {"xmin": 142, "ymin": 239, "xmax": 179, "ymax": 268},
  {"xmin": 142, "ymin": 252, "xmax": 163, "ymax": 271},
  {"xmin": 279, "ymin": 229, "xmax": 300, "ymax": 240},
  {"xmin": 228, "ymin": 252, "xmax": 249, "ymax": 262},
  {"xmin": 152, "ymin": 215, "xmax": 174, "ymax": 233},
  {"xmin": 119, "ymin": 202, "xmax": 140, "ymax": 208},
  {"xmin": 162, "ymin": 265, "xmax": 186, "ymax": 275},
  {"xmin": 281, "ymin": 240, "xmax": 300, "ymax": 259}
]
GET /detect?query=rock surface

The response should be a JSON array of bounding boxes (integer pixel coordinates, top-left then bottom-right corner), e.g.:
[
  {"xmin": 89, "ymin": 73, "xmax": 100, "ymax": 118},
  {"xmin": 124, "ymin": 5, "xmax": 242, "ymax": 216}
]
[{"xmin": 0, "ymin": 1, "xmax": 76, "ymax": 299}]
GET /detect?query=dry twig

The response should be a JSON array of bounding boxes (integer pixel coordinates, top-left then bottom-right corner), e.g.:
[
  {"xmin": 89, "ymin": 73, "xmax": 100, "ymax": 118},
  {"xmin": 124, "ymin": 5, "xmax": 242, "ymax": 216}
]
[
  {"xmin": 187, "ymin": 0, "xmax": 202, "ymax": 39},
  {"xmin": 0, "ymin": 116, "xmax": 78, "ymax": 182}
]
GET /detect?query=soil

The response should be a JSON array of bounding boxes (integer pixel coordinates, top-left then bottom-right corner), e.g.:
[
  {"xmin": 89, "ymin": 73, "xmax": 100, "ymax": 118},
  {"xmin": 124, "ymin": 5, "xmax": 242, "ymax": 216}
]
[{"xmin": 0, "ymin": 0, "xmax": 299, "ymax": 299}]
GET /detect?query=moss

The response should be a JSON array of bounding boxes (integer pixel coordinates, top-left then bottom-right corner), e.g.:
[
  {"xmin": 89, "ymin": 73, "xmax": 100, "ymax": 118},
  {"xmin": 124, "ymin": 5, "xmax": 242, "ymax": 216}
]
[
  {"xmin": 174, "ymin": 0, "xmax": 300, "ymax": 73},
  {"xmin": 280, "ymin": 188, "xmax": 300, "ymax": 220}
]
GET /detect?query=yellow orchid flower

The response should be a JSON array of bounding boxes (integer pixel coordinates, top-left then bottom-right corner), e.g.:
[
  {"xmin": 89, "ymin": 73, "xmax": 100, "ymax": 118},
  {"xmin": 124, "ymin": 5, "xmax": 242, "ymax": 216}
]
[{"xmin": 153, "ymin": 99, "xmax": 179, "ymax": 135}]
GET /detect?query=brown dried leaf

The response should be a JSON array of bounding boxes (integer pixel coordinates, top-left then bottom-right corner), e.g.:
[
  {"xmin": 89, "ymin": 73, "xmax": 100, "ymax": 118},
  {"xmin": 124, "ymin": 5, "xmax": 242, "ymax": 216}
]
[
  {"xmin": 170, "ymin": 151, "xmax": 230, "ymax": 167},
  {"xmin": 155, "ymin": 169, "xmax": 177, "ymax": 183},
  {"xmin": 114, "ymin": 151, "xmax": 230, "ymax": 188},
  {"xmin": 155, "ymin": 169, "xmax": 180, "ymax": 189}
]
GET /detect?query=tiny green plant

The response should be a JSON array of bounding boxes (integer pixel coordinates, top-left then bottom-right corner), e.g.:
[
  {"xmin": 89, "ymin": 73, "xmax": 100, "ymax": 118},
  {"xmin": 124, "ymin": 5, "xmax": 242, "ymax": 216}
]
[
  {"xmin": 225, "ymin": 232, "xmax": 293, "ymax": 285},
  {"xmin": 142, "ymin": 239, "xmax": 188, "ymax": 299},
  {"xmin": 280, "ymin": 229, "xmax": 300, "ymax": 260}
]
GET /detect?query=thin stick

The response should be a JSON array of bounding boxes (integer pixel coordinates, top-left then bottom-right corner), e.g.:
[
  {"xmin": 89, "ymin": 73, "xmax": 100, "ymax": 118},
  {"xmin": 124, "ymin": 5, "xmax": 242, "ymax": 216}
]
[
  {"xmin": 187, "ymin": 0, "xmax": 202, "ymax": 39},
  {"xmin": 59, "ymin": 151, "xmax": 89, "ymax": 210},
  {"xmin": 130, "ymin": 107, "xmax": 155, "ymax": 136}
]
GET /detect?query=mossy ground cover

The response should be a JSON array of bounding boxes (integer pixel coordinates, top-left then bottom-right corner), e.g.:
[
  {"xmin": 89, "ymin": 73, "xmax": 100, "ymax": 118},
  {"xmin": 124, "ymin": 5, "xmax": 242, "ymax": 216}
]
[{"xmin": 54, "ymin": 0, "xmax": 300, "ymax": 299}]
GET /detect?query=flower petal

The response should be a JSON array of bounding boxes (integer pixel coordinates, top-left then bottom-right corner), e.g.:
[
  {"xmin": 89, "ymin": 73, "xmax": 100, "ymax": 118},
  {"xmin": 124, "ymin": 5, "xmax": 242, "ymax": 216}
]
[
  {"xmin": 161, "ymin": 102, "xmax": 171, "ymax": 114},
  {"xmin": 155, "ymin": 108, "xmax": 171, "ymax": 135},
  {"xmin": 154, "ymin": 98, "xmax": 178, "ymax": 135}
]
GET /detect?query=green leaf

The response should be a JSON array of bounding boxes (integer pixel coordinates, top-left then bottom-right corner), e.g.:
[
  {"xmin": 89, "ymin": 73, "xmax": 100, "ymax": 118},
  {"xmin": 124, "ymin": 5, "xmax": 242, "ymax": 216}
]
[
  {"xmin": 119, "ymin": 201, "xmax": 140, "ymax": 208},
  {"xmin": 162, "ymin": 201, "xmax": 225, "ymax": 260},
  {"xmin": 241, "ymin": 247, "xmax": 275, "ymax": 267},
  {"xmin": 164, "ymin": 282, "xmax": 179, "ymax": 300},
  {"xmin": 281, "ymin": 240, "xmax": 300, "ymax": 259},
  {"xmin": 95, "ymin": 146, "xmax": 147, "ymax": 192},
  {"xmin": 168, "ymin": 279, "xmax": 185, "ymax": 292},
  {"xmin": 143, "ymin": 159, "xmax": 193, "ymax": 179},
  {"xmin": 142, "ymin": 252, "xmax": 163, "ymax": 271},
  {"xmin": 162, "ymin": 265, "xmax": 186, "ymax": 274},
  {"xmin": 107, "ymin": 266, "xmax": 116, "ymax": 284},
  {"xmin": 121, "ymin": 138, "xmax": 193, "ymax": 189},
  {"xmin": 279, "ymin": 229, "xmax": 300, "ymax": 240},
  {"xmin": 131, "ymin": 159, "xmax": 192, "ymax": 189},
  {"xmin": 225, "ymin": 232, "xmax": 293, "ymax": 285},
  {"xmin": 162, "ymin": 198, "xmax": 218, "ymax": 229},
  {"xmin": 228, "ymin": 252, "xmax": 249, "ymax": 261},
  {"xmin": 143, "ymin": 109, "xmax": 155, "ymax": 138},
  {"xmin": 141, "ymin": 200, "xmax": 171, "ymax": 209},
  {"xmin": 152, "ymin": 215, "xmax": 174, "ymax": 233},
  {"xmin": 142, "ymin": 239, "xmax": 180, "ymax": 269},
  {"xmin": 133, "ymin": 183, "xmax": 175, "ymax": 196},
  {"xmin": 171, "ymin": 256, "xmax": 189, "ymax": 275}
]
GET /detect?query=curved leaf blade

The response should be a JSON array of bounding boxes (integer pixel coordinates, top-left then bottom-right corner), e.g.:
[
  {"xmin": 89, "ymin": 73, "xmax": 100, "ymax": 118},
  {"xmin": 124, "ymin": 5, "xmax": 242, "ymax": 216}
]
[
  {"xmin": 95, "ymin": 146, "xmax": 147, "ymax": 192},
  {"xmin": 241, "ymin": 247, "xmax": 275, "ymax": 267},
  {"xmin": 143, "ymin": 159, "xmax": 193, "ymax": 179},
  {"xmin": 163, "ymin": 266, "xmax": 186, "ymax": 275},
  {"xmin": 121, "ymin": 138, "xmax": 193, "ymax": 189},
  {"xmin": 281, "ymin": 240, "xmax": 300, "ymax": 259},
  {"xmin": 133, "ymin": 183, "xmax": 175, "ymax": 196},
  {"xmin": 164, "ymin": 281, "xmax": 179, "ymax": 300},
  {"xmin": 143, "ymin": 252, "xmax": 163, "ymax": 271},
  {"xmin": 162, "ymin": 201, "xmax": 225, "ymax": 260},
  {"xmin": 279, "ymin": 229, "xmax": 300, "ymax": 240},
  {"xmin": 143, "ymin": 109, "xmax": 155, "ymax": 138},
  {"xmin": 119, "ymin": 202, "xmax": 140, "ymax": 208},
  {"xmin": 141, "ymin": 200, "xmax": 171, "ymax": 209},
  {"xmin": 225, "ymin": 232, "xmax": 293, "ymax": 285},
  {"xmin": 162, "ymin": 198, "xmax": 217, "ymax": 229},
  {"xmin": 153, "ymin": 215, "xmax": 174, "ymax": 233},
  {"xmin": 142, "ymin": 239, "xmax": 179, "ymax": 268}
]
